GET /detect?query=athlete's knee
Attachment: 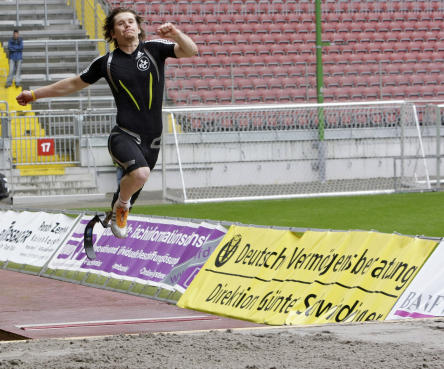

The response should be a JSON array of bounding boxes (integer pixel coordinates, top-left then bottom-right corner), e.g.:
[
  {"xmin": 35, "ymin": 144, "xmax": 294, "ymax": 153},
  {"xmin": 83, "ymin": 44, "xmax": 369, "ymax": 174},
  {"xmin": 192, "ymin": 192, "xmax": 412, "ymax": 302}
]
[{"xmin": 130, "ymin": 167, "xmax": 151, "ymax": 185}]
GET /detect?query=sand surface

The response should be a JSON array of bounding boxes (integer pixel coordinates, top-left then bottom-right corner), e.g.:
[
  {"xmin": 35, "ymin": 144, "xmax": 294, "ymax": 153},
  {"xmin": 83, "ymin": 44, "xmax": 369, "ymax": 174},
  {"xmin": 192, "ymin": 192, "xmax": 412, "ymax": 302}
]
[{"xmin": 1, "ymin": 318, "xmax": 443, "ymax": 369}]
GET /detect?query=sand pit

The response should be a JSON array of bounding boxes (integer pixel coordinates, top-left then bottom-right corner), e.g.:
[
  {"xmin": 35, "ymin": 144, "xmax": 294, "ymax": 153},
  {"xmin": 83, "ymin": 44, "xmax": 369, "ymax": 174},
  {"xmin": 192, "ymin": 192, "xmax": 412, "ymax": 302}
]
[{"xmin": 1, "ymin": 318, "xmax": 443, "ymax": 369}]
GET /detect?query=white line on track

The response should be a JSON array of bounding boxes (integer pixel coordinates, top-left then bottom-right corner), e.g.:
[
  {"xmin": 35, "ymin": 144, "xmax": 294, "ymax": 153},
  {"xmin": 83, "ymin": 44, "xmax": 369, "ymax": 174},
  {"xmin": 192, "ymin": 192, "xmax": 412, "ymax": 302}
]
[{"xmin": 16, "ymin": 315, "xmax": 219, "ymax": 330}]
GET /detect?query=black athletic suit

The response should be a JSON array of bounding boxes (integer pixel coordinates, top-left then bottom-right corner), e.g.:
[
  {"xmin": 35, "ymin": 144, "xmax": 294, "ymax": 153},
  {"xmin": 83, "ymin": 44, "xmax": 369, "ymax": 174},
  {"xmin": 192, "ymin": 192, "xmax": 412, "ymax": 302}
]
[{"xmin": 80, "ymin": 39, "xmax": 176, "ymax": 205}]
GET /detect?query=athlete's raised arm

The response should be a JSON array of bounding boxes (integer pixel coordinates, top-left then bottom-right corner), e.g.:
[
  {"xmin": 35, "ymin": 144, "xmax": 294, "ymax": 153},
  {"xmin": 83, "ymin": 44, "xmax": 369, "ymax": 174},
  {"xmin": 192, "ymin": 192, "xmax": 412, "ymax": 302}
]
[
  {"xmin": 156, "ymin": 22, "xmax": 198, "ymax": 58},
  {"xmin": 16, "ymin": 75, "xmax": 89, "ymax": 106}
]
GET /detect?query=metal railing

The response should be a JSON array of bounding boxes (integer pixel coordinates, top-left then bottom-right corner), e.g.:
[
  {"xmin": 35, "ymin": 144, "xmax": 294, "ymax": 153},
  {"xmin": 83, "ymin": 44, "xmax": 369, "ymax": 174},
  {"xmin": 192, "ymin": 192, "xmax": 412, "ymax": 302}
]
[
  {"xmin": 0, "ymin": 101, "xmax": 13, "ymax": 196},
  {"xmin": 0, "ymin": 109, "xmax": 113, "ymax": 170},
  {"xmin": 424, "ymin": 103, "xmax": 444, "ymax": 189},
  {"xmin": 0, "ymin": 102, "xmax": 441, "ymax": 163},
  {"xmin": 20, "ymin": 39, "xmax": 108, "ymax": 81},
  {"xmin": 36, "ymin": 96, "xmax": 116, "ymax": 110},
  {"xmin": 12, "ymin": 0, "xmax": 48, "ymax": 27},
  {"xmin": 7, "ymin": 111, "xmax": 81, "ymax": 166}
]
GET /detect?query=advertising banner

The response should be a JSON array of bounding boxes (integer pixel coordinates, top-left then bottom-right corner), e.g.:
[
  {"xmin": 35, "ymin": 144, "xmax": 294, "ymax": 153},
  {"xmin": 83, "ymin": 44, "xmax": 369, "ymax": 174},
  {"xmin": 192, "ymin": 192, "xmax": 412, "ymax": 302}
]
[
  {"xmin": 49, "ymin": 214, "xmax": 227, "ymax": 291},
  {"xmin": 0, "ymin": 210, "xmax": 78, "ymax": 267},
  {"xmin": 387, "ymin": 239, "xmax": 443, "ymax": 319},
  {"xmin": 177, "ymin": 226, "xmax": 437, "ymax": 326},
  {"xmin": 174, "ymin": 223, "xmax": 227, "ymax": 293},
  {"xmin": 47, "ymin": 215, "xmax": 98, "ymax": 270}
]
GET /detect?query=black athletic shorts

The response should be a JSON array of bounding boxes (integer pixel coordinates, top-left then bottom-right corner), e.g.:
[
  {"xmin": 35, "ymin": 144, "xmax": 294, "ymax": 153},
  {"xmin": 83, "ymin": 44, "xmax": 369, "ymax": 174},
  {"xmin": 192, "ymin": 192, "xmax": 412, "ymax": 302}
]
[{"xmin": 107, "ymin": 126, "xmax": 160, "ymax": 175}]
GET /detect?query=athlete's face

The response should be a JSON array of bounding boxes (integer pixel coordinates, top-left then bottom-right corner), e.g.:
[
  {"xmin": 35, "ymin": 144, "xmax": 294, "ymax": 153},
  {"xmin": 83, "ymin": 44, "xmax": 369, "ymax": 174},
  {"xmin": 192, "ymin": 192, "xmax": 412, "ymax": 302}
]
[{"xmin": 111, "ymin": 12, "xmax": 141, "ymax": 45}]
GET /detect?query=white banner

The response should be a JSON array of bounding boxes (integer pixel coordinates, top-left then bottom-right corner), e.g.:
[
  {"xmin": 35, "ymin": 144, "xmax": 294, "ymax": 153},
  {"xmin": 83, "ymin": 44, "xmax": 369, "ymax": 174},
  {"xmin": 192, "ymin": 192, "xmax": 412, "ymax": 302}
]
[
  {"xmin": 0, "ymin": 210, "xmax": 79, "ymax": 267},
  {"xmin": 387, "ymin": 240, "xmax": 444, "ymax": 319}
]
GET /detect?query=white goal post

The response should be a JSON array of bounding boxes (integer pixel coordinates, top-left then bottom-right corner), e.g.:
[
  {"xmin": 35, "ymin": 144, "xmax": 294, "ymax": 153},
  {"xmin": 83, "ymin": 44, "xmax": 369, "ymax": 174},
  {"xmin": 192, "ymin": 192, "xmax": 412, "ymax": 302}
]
[{"xmin": 161, "ymin": 101, "xmax": 431, "ymax": 203}]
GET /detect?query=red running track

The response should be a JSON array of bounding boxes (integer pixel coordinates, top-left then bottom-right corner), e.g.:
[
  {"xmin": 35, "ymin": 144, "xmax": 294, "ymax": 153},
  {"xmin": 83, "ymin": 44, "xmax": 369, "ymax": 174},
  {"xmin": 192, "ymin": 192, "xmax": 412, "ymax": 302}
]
[{"xmin": 0, "ymin": 269, "xmax": 261, "ymax": 340}]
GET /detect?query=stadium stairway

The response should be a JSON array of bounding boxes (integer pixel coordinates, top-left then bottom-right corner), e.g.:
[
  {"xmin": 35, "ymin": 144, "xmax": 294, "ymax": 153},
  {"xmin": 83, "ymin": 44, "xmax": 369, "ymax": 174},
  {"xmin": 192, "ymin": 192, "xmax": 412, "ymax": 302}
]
[
  {"xmin": 0, "ymin": 0, "xmax": 105, "ymax": 199},
  {"xmin": 0, "ymin": 0, "xmax": 112, "ymax": 110}
]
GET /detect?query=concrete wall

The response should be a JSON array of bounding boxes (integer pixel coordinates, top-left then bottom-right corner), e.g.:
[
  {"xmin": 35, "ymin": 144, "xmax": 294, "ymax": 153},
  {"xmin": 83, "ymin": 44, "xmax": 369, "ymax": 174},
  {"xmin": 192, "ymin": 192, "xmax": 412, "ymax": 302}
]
[{"xmin": 76, "ymin": 127, "xmax": 443, "ymax": 195}]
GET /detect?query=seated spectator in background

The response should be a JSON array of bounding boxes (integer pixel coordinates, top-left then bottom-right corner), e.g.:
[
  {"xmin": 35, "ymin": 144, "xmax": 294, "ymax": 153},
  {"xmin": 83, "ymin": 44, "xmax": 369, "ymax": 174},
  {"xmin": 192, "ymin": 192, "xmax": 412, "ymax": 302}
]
[{"xmin": 5, "ymin": 29, "xmax": 23, "ymax": 88}]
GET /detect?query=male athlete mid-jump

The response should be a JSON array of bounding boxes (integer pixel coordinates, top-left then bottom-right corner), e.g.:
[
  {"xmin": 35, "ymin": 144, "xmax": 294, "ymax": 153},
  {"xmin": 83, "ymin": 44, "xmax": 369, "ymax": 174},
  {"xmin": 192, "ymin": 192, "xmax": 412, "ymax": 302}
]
[{"xmin": 16, "ymin": 8, "xmax": 198, "ymax": 244}]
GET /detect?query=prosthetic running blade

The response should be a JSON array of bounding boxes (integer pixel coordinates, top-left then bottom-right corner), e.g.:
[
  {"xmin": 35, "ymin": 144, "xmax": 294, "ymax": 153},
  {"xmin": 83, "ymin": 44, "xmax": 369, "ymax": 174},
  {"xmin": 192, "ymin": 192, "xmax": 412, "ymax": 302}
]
[{"xmin": 83, "ymin": 211, "xmax": 112, "ymax": 260}]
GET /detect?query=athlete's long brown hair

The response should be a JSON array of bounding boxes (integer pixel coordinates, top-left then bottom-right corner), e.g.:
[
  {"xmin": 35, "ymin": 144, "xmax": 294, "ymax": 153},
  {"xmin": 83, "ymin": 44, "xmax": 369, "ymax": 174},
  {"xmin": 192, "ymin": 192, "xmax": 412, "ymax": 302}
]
[{"xmin": 103, "ymin": 7, "xmax": 146, "ymax": 48}]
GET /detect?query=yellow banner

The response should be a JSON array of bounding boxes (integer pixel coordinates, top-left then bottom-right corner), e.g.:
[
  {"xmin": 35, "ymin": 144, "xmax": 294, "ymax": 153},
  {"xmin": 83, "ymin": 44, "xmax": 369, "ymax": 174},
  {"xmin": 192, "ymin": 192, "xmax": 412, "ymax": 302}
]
[{"xmin": 177, "ymin": 226, "xmax": 437, "ymax": 325}]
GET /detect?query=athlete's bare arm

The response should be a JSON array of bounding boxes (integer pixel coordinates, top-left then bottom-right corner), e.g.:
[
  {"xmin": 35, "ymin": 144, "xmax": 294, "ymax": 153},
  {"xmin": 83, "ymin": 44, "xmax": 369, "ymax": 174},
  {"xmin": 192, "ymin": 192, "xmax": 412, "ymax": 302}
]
[
  {"xmin": 16, "ymin": 75, "xmax": 89, "ymax": 106},
  {"xmin": 156, "ymin": 22, "xmax": 198, "ymax": 58}
]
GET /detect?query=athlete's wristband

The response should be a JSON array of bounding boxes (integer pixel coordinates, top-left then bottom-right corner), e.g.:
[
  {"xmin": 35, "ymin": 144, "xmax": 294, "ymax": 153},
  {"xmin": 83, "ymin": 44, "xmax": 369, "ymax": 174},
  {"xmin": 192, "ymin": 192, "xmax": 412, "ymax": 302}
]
[{"xmin": 30, "ymin": 90, "xmax": 36, "ymax": 101}]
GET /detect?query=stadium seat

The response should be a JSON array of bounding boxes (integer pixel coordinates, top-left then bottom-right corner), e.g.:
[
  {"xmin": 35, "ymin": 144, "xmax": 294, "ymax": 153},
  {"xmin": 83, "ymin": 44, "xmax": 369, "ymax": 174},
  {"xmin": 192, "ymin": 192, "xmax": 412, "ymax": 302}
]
[
  {"xmin": 271, "ymin": 65, "xmax": 288, "ymax": 78},
  {"xmin": 140, "ymin": 0, "xmax": 444, "ymax": 107},
  {"xmin": 194, "ymin": 79, "xmax": 209, "ymax": 91},
  {"xmin": 267, "ymin": 77, "xmax": 283, "ymax": 90},
  {"xmin": 207, "ymin": 78, "xmax": 225, "ymax": 91},
  {"xmin": 178, "ymin": 79, "xmax": 195, "ymax": 92},
  {"xmin": 409, "ymin": 75, "xmax": 425, "ymax": 86},
  {"xmin": 391, "ymin": 86, "xmax": 407, "ymax": 99},
  {"xmin": 244, "ymin": 68, "xmax": 261, "ymax": 82},
  {"xmin": 282, "ymin": 77, "xmax": 298, "ymax": 89},
  {"xmin": 398, "ymin": 64, "xmax": 415, "ymax": 75},
  {"xmin": 430, "ymin": 51, "xmax": 444, "ymax": 63},
  {"xmin": 245, "ymin": 90, "xmax": 262, "ymax": 104},
  {"xmin": 216, "ymin": 90, "xmax": 232, "ymax": 104},
  {"xmin": 412, "ymin": 63, "xmax": 429, "ymax": 75},
  {"xmin": 238, "ymin": 78, "xmax": 254, "ymax": 90},
  {"xmin": 252, "ymin": 78, "xmax": 268, "ymax": 90},
  {"xmin": 385, "ymin": 64, "xmax": 402, "ymax": 75},
  {"xmin": 168, "ymin": 90, "xmax": 188, "ymax": 105},
  {"xmin": 350, "ymin": 88, "xmax": 364, "ymax": 100},
  {"xmin": 361, "ymin": 86, "xmax": 380, "ymax": 100},
  {"xmin": 341, "ymin": 76, "xmax": 356, "ymax": 88},
  {"xmin": 381, "ymin": 75, "xmax": 396, "ymax": 87},
  {"xmin": 199, "ymin": 45, "xmax": 215, "ymax": 56},
  {"xmin": 393, "ymin": 74, "xmax": 410, "ymax": 87},
  {"xmin": 234, "ymin": 33, "xmax": 249, "ymax": 45},
  {"xmin": 201, "ymin": 91, "xmax": 218, "ymax": 104},
  {"xmin": 186, "ymin": 68, "xmax": 203, "ymax": 79},
  {"xmin": 262, "ymin": 90, "xmax": 278, "ymax": 103},
  {"xmin": 423, "ymin": 74, "xmax": 439, "ymax": 86},
  {"xmin": 380, "ymin": 86, "xmax": 394, "ymax": 100},
  {"xmin": 241, "ymin": 44, "xmax": 257, "ymax": 56},
  {"xmin": 233, "ymin": 90, "xmax": 248, "ymax": 104},
  {"xmin": 324, "ymin": 76, "xmax": 340, "ymax": 88},
  {"xmin": 419, "ymin": 85, "xmax": 436, "ymax": 98},
  {"xmin": 354, "ymin": 75, "xmax": 368, "ymax": 88}
]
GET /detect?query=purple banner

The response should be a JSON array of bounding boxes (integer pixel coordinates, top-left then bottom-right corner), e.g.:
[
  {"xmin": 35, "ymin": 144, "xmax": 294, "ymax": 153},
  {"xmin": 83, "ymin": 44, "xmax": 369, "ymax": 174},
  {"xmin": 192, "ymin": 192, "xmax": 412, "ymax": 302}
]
[
  {"xmin": 173, "ymin": 226, "xmax": 226, "ymax": 292},
  {"xmin": 50, "ymin": 215, "xmax": 226, "ymax": 292}
]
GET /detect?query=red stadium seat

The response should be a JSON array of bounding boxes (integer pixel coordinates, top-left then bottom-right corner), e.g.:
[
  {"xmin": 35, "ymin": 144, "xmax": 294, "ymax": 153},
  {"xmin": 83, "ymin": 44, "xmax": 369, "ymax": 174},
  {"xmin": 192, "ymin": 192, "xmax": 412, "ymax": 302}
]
[
  {"xmin": 139, "ymin": 1, "xmax": 444, "ymax": 107},
  {"xmin": 215, "ymin": 90, "xmax": 232, "ymax": 104},
  {"xmin": 361, "ymin": 87, "xmax": 380, "ymax": 100},
  {"xmin": 245, "ymin": 90, "xmax": 263, "ymax": 104},
  {"xmin": 238, "ymin": 78, "xmax": 254, "ymax": 90},
  {"xmin": 168, "ymin": 90, "xmax": 188, "ymax": 105},
  {"xmin": 233, "ymin": 90, "xmax": 248, "ymax": 104},
  {"xmin": 252, "ymin": 78, "xmax": 268, "ymax": 90},
  {"xmin": 200, "ymin": 91, "xmax": 218, "ymax": 104},
  {"xmin": 207, "ymin": 78, "xmax": 225, "ymax": 91}
]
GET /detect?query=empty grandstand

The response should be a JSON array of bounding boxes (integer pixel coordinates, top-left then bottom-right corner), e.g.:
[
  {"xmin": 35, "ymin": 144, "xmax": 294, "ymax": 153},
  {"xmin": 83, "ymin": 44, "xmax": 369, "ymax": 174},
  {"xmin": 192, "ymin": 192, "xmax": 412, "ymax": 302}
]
[
  {"xmin": 0, "ymin": 0, "xmax": 443, "ymax": 201},
  {"xmin": 124, "ymin": 0, "xmax": 444, "ymax": 106},
  {"xmin": 1, "ymin": 0, "xmax": 443, "ymax": 108}
]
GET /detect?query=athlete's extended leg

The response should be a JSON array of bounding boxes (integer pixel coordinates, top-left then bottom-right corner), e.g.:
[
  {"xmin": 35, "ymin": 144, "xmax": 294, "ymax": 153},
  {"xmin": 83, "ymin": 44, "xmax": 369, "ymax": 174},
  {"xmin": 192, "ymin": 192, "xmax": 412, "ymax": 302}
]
[
  {"xmin": 111, "ymin": 186, "xmax": 143, "ymax": 211},
  {"xmin": 119, "ymin": 167, "xmax": 150, "ymax": 202},
  {"xmin": 107, "ymin": 127, "xmax": 159, "ymax": 238},
  {"xmin": 111, "ymin": 167, "xmax": 150, "ymax": 238}
]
